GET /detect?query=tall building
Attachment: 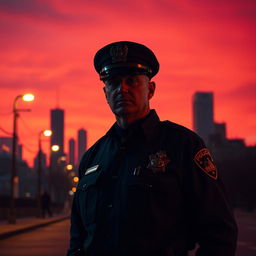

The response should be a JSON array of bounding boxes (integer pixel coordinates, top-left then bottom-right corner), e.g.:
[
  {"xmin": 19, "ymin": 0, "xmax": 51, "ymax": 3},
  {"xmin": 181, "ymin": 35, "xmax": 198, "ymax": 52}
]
[
  {"xmin": 208, "ymin": 122, "xmax": 227, "ymax": 148},
  {"xmin": 193, "ymin": 92, "xmax": 214, "ymax": 142},
  {"xmin": 33, "ymin": 151, "xmax": 47, "ymax": 170},
  {"xmin": 69, "ymin": 138, "xmax": 75, "ymax": 166},
  {"xmin": 0, "ymin": 148, "xmax": 35, "ymax": 197},
  {"xmin": 214, "ymin": 122, "xmax": 226, "ymax": 141},
  {"xmin": 49, "ymin": 108, "xmax": 67, "ymax": 204},
  {"xmin": 0, "ymin": 137, "xmax": 22, "ymax": 160},
  {"xmin": 50, "ymin": 108, "xmax": 65, "ymax": 182},
  {"xmin": 50, "ymin": 108, "xmax": 64, "ymax": 154},
  {"xmin": 33, "ymin": 151, "xmax": 48, "ymax": 192},
  {"xmin": 78, "ymin": 129, "xmax": 87, "ymax": 163}
]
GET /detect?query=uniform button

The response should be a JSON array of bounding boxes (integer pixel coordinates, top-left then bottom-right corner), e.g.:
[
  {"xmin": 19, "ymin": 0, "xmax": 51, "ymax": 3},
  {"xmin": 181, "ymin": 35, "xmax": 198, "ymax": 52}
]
[
  {"xmin": 82, "ymin": 184, "xmax": 87, "ymax": 189},
  {"xmin": 107, "ymin": 204, "xmax": 113, "ymax": 208}
]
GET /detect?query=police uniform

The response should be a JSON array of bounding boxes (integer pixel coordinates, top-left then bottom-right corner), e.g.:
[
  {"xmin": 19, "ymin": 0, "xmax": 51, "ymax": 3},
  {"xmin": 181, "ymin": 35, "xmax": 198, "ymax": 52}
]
[{"xmin": 67, "ymin": 42, "xmax": 237, "ymax": 256}]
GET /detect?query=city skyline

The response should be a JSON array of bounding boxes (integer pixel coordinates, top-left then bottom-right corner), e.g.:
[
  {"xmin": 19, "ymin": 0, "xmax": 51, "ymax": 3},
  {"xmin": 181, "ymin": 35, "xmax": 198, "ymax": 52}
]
[
  {"xmin": 78, "ymin": 129, "xmax": 87, "ymax": 165},
  {"xmin": 0, "ymin": 0, "xmax": 255, "ymax": 166},
  {"xmin": 193, "ymin": 92, "xmax": 214, "ymax": 142},
  {"xmin": 0, "ymin": 90, "xmax": 253, "ymax": 167}
]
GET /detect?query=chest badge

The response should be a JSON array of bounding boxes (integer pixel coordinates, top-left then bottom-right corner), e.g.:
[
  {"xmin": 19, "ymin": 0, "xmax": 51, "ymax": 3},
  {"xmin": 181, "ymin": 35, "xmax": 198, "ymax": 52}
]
[{"xmin": 147, "ymin": 150, "xmax": 170, "ymax": 173}]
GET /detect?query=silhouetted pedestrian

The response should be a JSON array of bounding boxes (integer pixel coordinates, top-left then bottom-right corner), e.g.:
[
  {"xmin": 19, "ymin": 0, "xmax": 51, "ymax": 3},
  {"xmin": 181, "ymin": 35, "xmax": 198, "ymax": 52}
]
[{"xmin": 41, "ymin": 191, "xmax": 52, "ymax": 218}]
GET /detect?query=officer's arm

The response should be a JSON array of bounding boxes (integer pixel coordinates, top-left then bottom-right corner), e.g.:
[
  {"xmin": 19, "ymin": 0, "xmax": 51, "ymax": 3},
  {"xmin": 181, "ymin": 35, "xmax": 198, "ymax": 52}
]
[
  {"xmin": 186, "ymin": 143, "xmax": 238, "ymax": 256},
  {"xmin": 67, "ymin": 154, "xmax": 90, "ymax": 256},
  {"xmin": 67, "ymin": 192, "xmax": 87, "ymax": 256}
]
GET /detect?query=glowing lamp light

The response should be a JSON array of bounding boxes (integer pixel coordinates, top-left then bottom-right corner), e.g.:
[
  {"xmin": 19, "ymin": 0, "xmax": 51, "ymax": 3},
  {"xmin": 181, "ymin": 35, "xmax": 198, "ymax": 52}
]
[
  {"xmin": 51, "ymin": 145, "xmax": 59, "ymax": 152},
  {"xmin": 2, "ymin": 144, "xmax": 10, "ymax": 152},
  {"xmin": 25, "ymin": 192, "xmax": 31, "ymax": 198},
  {"xmin": 70, "ymin": 172, "xmax": 75, "ymax": 177},
  {"xmin": 73, "ymin": 177, "xmax": 79, "ymax": 183},
  {"xmin": 66, "ymin": 164, "xmax": 73, "ymax": 171},
  {"xmin": 72, "ymin": 187, "xmax": 77, "ymax": 193},
  {"xmin": 43, "ymin": 130, "xmax": 52, "ymax": 137},
  {"xmin": 59, "ymin": 156, "xmax": 66, "ymax": 161},
  {"xmin": 14, "ymin": 176, "xmax": 19, "ymax": 183},
  {"xmin": 22, "ymin": 93, "xmax": 34, "ymax": 102}
]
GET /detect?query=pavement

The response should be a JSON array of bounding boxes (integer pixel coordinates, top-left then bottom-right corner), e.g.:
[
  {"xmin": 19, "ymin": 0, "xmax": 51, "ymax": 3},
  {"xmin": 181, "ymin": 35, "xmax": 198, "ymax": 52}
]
[
  {"xmin": 235, "ymin": 208, "xmax": 256, "ymax": 220},
  {"xmin": 0, "ymin": 215, "xmax": 70, "ymax": 240},
  {"xmin": 0, "ymin": 209, "xmax": 255, "ymax": 242}
]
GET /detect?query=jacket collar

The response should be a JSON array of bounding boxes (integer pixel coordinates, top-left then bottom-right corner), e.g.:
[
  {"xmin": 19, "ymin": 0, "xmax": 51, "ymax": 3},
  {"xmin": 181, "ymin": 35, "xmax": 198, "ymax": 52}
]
[{"xmin": 107, "ymin": 109, "xmax": 160, "ymax": 142}]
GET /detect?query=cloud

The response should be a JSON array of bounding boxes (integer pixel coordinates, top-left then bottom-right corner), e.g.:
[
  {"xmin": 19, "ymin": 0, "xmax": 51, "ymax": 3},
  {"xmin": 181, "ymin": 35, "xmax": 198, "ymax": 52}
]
[
  {"xmin": 188, "ymin": 0, "xmax": 256, "ymax": 22},
  {"xmin": 0, "ymin": 0, "xmax": 96, "ymax": 26},
  {"xmin": 0, "ymin": 0, "xmax": 66, "ymax": 19},
  {"xmin": 217, "ymin": 83, "xmax": 256, "ymax": 116},
  {"xmin": 225, "ymin": 83, "xmax": 256, "ymax": 99}
]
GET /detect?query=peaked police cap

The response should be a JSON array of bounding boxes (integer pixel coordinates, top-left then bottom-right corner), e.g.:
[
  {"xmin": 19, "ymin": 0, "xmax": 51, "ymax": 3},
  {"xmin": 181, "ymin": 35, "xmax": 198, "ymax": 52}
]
[{"xmin": 94, "ymin": 41, "xmax": 159, "ymax": 80}]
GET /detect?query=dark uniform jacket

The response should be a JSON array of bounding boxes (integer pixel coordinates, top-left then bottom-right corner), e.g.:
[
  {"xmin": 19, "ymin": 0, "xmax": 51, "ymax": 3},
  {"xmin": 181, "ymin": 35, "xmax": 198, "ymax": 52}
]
[{"xmin": 68, "ymin": 110, "xmax": 237, "ymax": 256}]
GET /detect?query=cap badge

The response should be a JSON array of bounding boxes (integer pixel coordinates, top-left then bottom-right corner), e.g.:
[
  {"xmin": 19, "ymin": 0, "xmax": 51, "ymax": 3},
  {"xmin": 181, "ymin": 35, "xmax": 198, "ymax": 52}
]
[
  {"xmin": 194, "ymin": 148, "xmax": 218, "ymax": 180},
  {"xmin": 147, "ymin": 150, "xmax": 170, "ymax": 173},
  {"xmin": 110, "ymin": 43, "xmax": 128, "ymax": 63}
]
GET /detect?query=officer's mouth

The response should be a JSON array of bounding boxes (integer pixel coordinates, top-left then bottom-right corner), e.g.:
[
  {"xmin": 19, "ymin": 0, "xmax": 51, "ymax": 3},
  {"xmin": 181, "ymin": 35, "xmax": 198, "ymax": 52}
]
[{"xmin": 114, "ymin": 98, "xmax": 132, "ymax": 105}]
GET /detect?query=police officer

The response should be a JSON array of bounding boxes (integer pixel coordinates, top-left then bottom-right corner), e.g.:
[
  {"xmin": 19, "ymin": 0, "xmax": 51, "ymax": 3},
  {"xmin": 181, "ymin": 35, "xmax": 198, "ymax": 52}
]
[{"xmin": 67, "ymin": 41, "xmax": 237, "ymax": 256}]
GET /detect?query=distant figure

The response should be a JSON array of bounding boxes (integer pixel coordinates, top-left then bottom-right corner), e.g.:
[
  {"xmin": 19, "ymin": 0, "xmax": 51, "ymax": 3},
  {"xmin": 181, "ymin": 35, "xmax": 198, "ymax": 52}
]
[{"xmin": 41, "ymin": 191, "xmax": 52, "ymax": 218}]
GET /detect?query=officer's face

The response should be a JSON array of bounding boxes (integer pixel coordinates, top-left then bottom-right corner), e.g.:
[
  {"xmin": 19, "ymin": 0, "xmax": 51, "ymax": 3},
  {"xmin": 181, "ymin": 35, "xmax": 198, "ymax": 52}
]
[{"xmin": 103, "ymin": 74, "xmax": 155, "ymax": 121}]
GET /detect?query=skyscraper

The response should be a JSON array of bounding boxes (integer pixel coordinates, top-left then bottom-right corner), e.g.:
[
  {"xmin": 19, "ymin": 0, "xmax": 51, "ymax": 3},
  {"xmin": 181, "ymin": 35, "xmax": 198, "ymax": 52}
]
[
  {"xmin": 50, "ymin": 108, "xmax": 65, "ymax": 178},
  {"xmin": 0, "ymin": 137, "xmax": 22, "ymax": 160},
  {"xmin": 69, "ymin": 138, "xmax": 75, "ymax": 166},
  {"xmin": 214, "ymin": 122, "xmax": 226, "ymax": 141},
  {"xmin": 50, "ymin": 108, "xmax": 64, "ymax": 154},
  {"xmin": 78, "ymin": 129, "xmax": 87, "ymax": 163},
  {"xmin": 193, "ymin": 92, "xmax": 214, "ymax": 142},
  {"xmin": 50, "ymin": 108, "xmax": 66, "ymax": 204}
]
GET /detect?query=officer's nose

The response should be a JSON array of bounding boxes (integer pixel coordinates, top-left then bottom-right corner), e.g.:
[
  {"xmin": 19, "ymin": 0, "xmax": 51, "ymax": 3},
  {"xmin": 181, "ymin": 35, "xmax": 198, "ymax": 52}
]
[{"xmin": 117, "ymin": 78, "xmax": 129, "ymax": 93}]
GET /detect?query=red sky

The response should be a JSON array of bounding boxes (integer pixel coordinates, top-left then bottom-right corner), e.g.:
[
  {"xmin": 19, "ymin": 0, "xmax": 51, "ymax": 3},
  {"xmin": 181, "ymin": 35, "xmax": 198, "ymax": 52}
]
[{"xmin": 0, "ymin": 0, "xmax": 255, "ymax": 167}]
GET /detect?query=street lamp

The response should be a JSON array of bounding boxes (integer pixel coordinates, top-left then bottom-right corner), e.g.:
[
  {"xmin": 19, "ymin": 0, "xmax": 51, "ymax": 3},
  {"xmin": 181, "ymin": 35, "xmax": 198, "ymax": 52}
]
[
  {"xmin": 73, "ymin": 176, "xmax": 79, "ymax": 183},
  {"xmin": 48, "ymin": 144, "xmax": 59, "ymax": 201},
  {"xmin": 51, "ymin": 145, "xmax": 60, "ymax": 152},
  {"xmin": 22, "ymin": 94, "xmax": 34, "ymax": 102},
  {"xmin": 38, "ymin": 129, "xmax": 52, "ymax": 217},
  {"xmin": 66, "ymin": 164, "xmax": 73, "ymax": 171},
  {"xmin": 9, "ymin": 93, "xmax": 34, "ymax": 224}
]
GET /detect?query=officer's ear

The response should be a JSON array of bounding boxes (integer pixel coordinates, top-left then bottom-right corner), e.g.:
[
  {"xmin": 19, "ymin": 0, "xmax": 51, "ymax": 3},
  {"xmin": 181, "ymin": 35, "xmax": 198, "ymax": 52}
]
[{"xmin": 148, "ymin": 81, "xmax": 156, "ymax": 100}]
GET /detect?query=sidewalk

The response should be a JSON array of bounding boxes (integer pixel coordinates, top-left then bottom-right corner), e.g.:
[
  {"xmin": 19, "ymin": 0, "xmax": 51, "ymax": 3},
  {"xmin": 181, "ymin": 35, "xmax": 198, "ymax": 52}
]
[
  {"xmin": 0, "ymin": 215, "xmax": 70, "ymax": 240},
  {"xmin": 235, "ymin": 208, "xmax": 256, "ymax": 219}
]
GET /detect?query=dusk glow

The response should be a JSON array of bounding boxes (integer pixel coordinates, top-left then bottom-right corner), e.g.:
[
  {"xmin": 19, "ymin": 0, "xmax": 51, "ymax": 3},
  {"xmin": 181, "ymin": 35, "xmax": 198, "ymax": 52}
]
[{"xmin": 0, "ymin": 0, "xmax": 255, "ymax": 166}]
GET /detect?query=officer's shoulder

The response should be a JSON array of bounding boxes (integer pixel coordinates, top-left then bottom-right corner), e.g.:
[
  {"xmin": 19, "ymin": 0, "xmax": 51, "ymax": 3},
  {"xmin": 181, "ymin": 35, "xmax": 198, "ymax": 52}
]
[
  {"xmin": 78, "ymin": 135, "xmax": 109, "ymax": 175},
  {"xmin": 159, "ymin": 120, "xmax": 207, "ymax": 159},
  {"xmin": 159, "ymin": 120, "xmax": 204, "ymax": 144},
  {"xmin": 81, "ymin": 134, "xmax": 109, "ymax": 159}
]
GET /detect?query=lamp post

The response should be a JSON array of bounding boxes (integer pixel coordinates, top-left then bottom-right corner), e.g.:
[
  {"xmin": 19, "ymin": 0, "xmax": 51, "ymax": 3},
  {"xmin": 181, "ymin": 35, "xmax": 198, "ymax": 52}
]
[
  {"xmin": 9, "ymin": 93, "xmax": 34, "ymax": 224},
  {"xmin": 51, "ymin": 145, "xmax": 60, "ymax": 152},
  {"xmin": 38, "ymin": 130, "xmax": 52, "ymax": 217},
  {"xmin": 48, "ymin": 144, "xmax": 59, "ymax": 203}
]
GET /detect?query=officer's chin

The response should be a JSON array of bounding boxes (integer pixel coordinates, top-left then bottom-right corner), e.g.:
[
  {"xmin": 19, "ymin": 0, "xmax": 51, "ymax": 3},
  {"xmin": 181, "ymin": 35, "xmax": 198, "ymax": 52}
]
[{"xmin": 112, "ymin": 106, "xmax": 133, "ymax": 117}]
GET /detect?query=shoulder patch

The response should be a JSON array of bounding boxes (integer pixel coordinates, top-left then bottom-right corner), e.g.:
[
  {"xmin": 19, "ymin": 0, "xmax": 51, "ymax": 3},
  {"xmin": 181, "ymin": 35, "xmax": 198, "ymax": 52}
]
[{"xmin": 193, "ymin": 148, "xmax": 218, "ymax": 180}]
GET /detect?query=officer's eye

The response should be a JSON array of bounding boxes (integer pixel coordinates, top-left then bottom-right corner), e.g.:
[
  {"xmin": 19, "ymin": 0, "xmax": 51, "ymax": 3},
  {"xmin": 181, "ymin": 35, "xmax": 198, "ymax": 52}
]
[
  {"xmin": 126, "ymin": 76, "xmax": 138, "ymax": 86},
  {"xmin": 105, "ymin": 79, "xmax": 120, "ymax": 88}
]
